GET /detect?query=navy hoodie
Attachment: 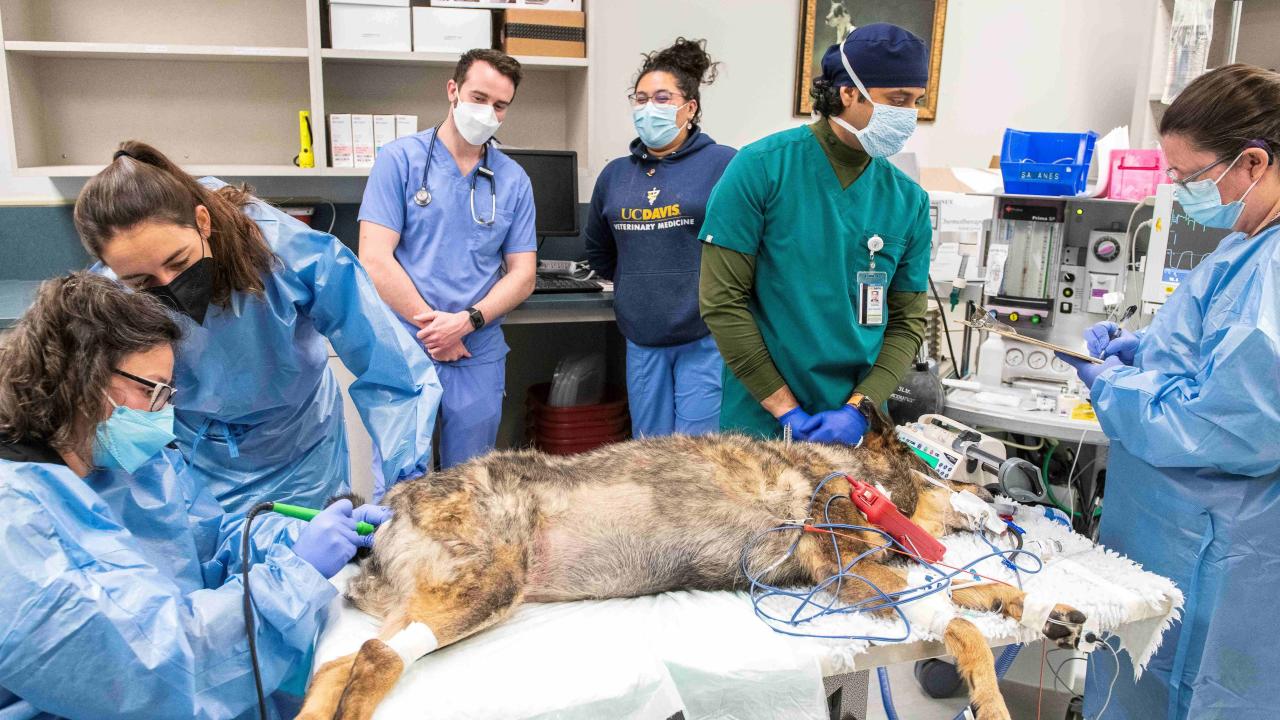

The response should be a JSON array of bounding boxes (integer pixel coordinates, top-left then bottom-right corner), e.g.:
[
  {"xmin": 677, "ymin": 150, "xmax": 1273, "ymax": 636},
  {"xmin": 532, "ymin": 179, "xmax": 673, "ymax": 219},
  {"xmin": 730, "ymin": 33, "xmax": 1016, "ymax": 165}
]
[{"xmin": 584, "ymin": 128, "xmax": 736, "ymax": 347}]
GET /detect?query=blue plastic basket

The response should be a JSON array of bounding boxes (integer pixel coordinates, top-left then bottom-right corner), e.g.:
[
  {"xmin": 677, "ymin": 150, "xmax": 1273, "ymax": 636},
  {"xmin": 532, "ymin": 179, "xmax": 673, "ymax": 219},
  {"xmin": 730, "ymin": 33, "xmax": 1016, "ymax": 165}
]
[{"xmin": 1000, "ymin": 129, "xmax": 1099, "ymax": 196}]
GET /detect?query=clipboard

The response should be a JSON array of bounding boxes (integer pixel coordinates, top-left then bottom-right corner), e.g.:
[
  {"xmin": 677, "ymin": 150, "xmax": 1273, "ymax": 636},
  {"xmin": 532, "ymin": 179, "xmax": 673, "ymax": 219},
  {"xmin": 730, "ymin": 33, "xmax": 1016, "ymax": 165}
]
[{"xmin": 965, "ymin": 323, "xmax": 1103, "ymax": 364}]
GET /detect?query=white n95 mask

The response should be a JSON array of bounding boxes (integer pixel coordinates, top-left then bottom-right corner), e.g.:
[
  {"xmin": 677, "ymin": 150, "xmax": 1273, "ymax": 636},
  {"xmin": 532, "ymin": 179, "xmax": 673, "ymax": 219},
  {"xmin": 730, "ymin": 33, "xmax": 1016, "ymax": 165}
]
[
  {"xmin": 453, "ymin": 101, "xmax": 502, "ymax": 146},
  {"xmin": 831, "ymin": 35, "xmax": 919, "ymax": 158}
]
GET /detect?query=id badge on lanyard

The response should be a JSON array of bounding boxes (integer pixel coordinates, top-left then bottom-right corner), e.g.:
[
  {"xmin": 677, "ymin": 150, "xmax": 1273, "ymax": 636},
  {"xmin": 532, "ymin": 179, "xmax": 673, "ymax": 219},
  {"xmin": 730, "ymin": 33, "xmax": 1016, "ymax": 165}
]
[{"xmin": 857, "ymin": 235, "xmax": 888, "ymax": 327}]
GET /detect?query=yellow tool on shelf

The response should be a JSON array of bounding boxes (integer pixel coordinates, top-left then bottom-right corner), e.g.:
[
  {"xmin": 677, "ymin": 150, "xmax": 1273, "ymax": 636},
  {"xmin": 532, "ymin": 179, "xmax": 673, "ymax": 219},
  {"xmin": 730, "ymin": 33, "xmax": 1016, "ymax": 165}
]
[{"xmin": 295, "ymin": 110, "xmax": 315, "ymax": 169}]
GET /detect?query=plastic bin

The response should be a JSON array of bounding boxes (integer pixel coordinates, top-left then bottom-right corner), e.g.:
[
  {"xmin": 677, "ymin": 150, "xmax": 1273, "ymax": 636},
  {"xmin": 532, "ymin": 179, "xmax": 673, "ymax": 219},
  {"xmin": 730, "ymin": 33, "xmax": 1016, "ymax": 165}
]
[
  {"xmin": 526, "ymin": 383, "xmax": 630, "ymax": 455},
  {"xmin": 1106, "ymin": 149, "xmax": 1168, "ymax": 201},
  {"xmin": 1000, "ymin": 129, "xmax": 1099, "ymax": 196}
]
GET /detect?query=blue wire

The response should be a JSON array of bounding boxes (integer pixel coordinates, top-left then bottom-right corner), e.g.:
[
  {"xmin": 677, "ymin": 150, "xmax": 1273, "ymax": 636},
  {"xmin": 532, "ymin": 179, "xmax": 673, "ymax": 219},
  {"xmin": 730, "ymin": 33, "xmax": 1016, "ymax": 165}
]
[{"xmin": 742, "ymin": 479, "xmax": 1045, "ymax": 642}]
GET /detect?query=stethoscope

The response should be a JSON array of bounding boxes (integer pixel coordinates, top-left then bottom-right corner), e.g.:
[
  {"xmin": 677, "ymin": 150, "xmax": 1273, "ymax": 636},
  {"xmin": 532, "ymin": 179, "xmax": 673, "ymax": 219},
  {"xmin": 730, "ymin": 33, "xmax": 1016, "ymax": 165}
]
[{"xmin": 414, "ymin": 124, "xmax": 496, "ymax": 226}]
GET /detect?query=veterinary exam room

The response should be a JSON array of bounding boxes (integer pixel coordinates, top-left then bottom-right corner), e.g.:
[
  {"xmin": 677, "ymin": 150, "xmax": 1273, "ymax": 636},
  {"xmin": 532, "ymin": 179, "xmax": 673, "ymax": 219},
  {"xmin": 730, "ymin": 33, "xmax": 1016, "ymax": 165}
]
[{"xmin": 1, "ymin": 0, "xmax": 1277, "ymax": 719}]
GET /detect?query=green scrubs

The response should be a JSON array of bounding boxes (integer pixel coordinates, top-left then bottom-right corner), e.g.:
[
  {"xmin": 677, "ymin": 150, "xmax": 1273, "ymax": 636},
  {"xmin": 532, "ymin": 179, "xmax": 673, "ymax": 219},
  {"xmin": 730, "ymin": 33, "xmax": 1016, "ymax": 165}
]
[{"xmin": 699, "ymin": 125, "xmax": 932, "ymax": 437}]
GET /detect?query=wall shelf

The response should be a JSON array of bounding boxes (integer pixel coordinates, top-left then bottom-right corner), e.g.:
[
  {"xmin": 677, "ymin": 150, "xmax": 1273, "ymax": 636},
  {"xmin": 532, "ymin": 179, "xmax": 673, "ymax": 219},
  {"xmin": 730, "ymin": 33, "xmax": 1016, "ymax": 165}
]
[
  {"xmin": 0, "ymin": 0, "xmax": 591, "ymax": 192},
  {"xmin": 4, "ymin": 40, "xmax": 308, "ymax": 62}
]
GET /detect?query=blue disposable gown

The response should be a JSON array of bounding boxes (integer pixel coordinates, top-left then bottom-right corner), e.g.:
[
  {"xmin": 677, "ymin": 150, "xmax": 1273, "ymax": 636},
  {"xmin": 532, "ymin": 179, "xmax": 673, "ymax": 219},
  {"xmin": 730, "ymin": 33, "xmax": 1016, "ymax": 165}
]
[
  {"xmin": 121, "ymin": 179, "xmax": 441, "ymax": 512},
  {"xmin": 0, "ymin": 447, "xmax": 336, "ymax": 720},
  {"xmin": 1083, "ymin": 223, "xmax": 1280, "ymax": 719}
]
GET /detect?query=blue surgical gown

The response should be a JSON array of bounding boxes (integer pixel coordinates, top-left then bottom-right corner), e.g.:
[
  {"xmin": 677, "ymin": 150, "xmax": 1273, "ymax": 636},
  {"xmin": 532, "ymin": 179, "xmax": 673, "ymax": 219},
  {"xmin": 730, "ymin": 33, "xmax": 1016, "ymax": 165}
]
[
  {"xmin": 0, "ymin": 446, "xmax": 336, "ymax": 720},
  {"xmin": 141, "ymin": 179, "xmax": 441, "ymax": 512},
  {"xmin": 1083, "ymin": 223, "xmax": 1280, "ymax": 720}
]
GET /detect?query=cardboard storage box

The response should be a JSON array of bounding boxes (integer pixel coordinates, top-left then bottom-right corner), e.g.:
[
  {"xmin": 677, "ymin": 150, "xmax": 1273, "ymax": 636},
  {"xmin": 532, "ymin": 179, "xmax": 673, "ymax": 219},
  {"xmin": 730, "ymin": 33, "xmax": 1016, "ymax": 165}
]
[
  {"xmin": 330, "ymin": 0, "xmax": 412, "ymax": 52},
  {"xmin": 413, "ymin": 6, "xmax": 494, "ymax": 53},
  {"xmin": 501, "ymin": 9, "xmax": 584, "ymax": 58}
]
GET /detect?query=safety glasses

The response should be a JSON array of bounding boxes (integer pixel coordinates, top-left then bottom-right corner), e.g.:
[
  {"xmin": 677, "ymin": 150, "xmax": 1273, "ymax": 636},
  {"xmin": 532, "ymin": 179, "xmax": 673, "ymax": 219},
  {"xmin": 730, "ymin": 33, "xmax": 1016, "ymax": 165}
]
[
  {"xmin": 1165, "ymin": 156, "xmax": 1228, "ymax": 189},
  {"xmin": 113, "ymin": 369, "xmax": 177, "ymax": 411}
]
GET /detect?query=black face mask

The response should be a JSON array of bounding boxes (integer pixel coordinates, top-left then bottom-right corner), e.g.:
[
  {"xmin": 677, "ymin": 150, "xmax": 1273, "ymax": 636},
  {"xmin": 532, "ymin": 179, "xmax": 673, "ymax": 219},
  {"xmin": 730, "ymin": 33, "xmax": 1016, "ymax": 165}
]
[{"xmin": 146, "ymin": 257, "xmax": 214, "ymax": 324}]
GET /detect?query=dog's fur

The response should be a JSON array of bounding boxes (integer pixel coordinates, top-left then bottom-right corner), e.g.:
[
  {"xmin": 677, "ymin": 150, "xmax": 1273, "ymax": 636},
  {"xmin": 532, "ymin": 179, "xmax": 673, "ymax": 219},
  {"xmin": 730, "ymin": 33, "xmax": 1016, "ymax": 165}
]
[{"xmin": 301, "ymin": 418, "xmax": 1084, "ymax": 720}]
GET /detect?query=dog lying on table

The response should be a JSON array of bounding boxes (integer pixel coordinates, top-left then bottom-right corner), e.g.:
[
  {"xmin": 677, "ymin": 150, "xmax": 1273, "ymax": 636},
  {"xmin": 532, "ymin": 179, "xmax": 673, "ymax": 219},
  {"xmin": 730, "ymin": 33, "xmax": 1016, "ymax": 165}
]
[{"xmin": 300, "ymin": 412, "xmax": 1085, "ymax": 720}]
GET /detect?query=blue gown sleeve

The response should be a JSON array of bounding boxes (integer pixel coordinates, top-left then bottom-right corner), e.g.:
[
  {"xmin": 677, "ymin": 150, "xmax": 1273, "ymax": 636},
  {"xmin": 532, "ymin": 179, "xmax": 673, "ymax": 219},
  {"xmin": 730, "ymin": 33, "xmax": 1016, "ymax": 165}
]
[
  {"xmin": 279, "ymin": 219, "xmax": 443, "ymax": 486},
  {"xmin": 1092, "ymin": 300, "xmax": 1280, "ymax": 478},
  {"xmin": 0, "ymin": 465, "xmax": 337, "ymax": 720}
]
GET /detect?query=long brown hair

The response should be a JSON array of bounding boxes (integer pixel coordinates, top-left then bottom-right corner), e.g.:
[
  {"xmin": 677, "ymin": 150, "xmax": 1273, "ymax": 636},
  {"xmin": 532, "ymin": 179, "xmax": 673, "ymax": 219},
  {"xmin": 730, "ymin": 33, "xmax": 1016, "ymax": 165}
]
[
  {"xmin": 1161, "ymin": 64, "xmax": 1280, "ymax": 160},
  {"xmin": 73, "ymin": 141, "xmax": 277, "ymax": 306},
  {"xmin": 0, "ymin": 272, "xmax": 181, "ymax": 452}
]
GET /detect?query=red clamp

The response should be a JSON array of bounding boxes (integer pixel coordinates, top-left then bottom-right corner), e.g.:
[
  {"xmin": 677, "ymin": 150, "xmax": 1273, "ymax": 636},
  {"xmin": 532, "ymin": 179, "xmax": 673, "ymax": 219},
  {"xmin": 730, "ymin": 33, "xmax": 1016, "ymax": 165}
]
[{"xmin": 846, "ymin": 475, "xmax": 947, "ymax": 563}]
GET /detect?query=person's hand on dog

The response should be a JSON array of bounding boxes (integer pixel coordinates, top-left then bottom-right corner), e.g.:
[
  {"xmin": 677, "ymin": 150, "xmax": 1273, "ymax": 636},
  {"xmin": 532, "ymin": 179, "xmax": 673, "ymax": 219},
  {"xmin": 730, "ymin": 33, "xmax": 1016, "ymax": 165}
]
[
  {"xmin": 778, "ymin": 407, "xmax": 814, "ymax": 440},
  {"xmin": 292, "ymin": 499, "xmax": 363, "ymax": 578},
  {"xmin": 799, "ymin": 404, "xmax": 868, "ymax": 446}
]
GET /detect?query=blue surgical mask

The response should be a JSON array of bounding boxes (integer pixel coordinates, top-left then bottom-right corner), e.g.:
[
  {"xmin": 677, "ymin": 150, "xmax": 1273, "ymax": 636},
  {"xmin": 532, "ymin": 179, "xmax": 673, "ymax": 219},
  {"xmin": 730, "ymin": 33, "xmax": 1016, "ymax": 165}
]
[
  {"xmin": 830, "ymin": 35, "xmax": 919, "ymax": 158},
  {"xmin": 1174, "ymin": 151, "xmax": 1261, "ymax": 229},
  {"xmin": 633, "ymin": 101, "xmax": 688, "ymax": 150},
  {"xmin": 93, "ymin": 397, "xmax": 176, "ymax": 473}
]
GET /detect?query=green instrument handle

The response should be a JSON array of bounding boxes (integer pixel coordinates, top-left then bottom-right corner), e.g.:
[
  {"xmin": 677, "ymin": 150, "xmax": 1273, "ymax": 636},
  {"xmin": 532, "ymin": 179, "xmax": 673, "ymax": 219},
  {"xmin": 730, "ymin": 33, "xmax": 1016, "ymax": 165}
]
[{"xmin": 273, "ymin": 503, "xmax": 376, "ymax": 536}]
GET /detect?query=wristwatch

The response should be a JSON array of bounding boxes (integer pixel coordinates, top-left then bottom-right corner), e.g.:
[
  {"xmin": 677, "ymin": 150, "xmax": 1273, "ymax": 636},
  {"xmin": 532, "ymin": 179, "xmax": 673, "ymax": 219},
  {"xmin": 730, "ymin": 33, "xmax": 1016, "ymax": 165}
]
[
  {"xmin": 466, "ymin": 306, "xmax": 485, "ymax": 331},
  {"xmin": 846, "ymin": 392, "xmax": 873, "ymax": 420}
]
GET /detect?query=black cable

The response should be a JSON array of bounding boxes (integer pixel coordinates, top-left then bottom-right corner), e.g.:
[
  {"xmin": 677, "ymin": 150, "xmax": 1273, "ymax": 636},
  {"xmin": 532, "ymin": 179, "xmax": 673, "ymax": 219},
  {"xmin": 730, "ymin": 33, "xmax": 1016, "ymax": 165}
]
[
  {"xmin": 243, "ymin": 501, "xmax": 275, "ymax": 720},
  {"xmin": 928, "ymin": 277, "xmax": 962, "ymax": 379}
]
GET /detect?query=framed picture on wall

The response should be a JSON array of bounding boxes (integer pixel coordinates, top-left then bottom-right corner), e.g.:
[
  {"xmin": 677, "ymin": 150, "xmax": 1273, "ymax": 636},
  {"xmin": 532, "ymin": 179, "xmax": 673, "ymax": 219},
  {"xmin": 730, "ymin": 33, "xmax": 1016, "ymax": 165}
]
[{"xmin": 794, "ymin": 0, "xmax": 948, "ymax": 120}]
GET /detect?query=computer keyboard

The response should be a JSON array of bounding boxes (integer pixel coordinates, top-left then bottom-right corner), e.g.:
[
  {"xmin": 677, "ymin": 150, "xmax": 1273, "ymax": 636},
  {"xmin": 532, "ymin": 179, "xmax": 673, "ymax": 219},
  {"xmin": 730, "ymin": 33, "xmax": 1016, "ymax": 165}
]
[{"xmin": 533, "ymin": 275, "xmax": 604, "ymax": 294}]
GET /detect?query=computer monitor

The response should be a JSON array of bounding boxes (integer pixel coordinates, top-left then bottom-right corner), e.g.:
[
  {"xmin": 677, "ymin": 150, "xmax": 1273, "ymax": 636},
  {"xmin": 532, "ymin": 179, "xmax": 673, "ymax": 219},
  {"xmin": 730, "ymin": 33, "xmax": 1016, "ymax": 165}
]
[
  {"xmin": 501, "ymin": 149, "xmax": 579, "ymax": 237},
  {"xmin": 1142, "ymin": 182, "xmax": 1231, "ymax": 306}
]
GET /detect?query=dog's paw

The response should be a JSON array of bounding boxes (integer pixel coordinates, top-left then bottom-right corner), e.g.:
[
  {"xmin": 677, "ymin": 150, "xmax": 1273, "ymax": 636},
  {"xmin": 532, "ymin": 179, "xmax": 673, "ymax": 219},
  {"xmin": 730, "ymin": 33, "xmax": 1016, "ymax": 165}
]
[{"xmin": 1043, "ymin": 605, "xmax": 1087, "ymax": 649}]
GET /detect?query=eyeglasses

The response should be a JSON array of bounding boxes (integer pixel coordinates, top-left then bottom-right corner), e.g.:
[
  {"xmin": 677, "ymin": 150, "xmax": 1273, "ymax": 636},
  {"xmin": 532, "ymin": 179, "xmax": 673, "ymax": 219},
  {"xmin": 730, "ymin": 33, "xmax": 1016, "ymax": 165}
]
[
  {"xmin": 1165, "ymin": 156, "xmax": 1227, "ymax": 188},
  {"xmin": 628, "ymin": 90, "xmax": 685, "ymax": 107},
  {"xmin": 113, "ymin": 369, "xmax": 177, "ymax": 411}
]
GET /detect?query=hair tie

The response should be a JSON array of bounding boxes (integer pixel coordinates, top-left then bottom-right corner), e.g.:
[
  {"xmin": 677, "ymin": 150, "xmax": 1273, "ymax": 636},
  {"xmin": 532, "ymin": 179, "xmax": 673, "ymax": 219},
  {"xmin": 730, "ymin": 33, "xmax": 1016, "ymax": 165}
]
[{"xmin": 113, "ymin": 149, "xmax": 133, "ymax": 161}]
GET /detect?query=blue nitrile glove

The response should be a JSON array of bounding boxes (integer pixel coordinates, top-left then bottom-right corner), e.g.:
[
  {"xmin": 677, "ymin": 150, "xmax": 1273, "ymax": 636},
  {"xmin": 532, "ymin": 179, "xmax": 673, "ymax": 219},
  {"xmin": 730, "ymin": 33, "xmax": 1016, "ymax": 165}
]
[
  {"xmin": 292, "ymin": 498, "xmax": 361, "ymax": 578},
  {"xmin": 1055, "ymin": 353, "xmax": 1123, "ymax": 391},
  {"xmin": 1084, "ymin": 322, "xmax": 1139, "ymax": 365},
  {"xmin": 779, "ymin": 407, "xmax": 814, "ymax": 439},
  {"xmin": 799, "ymin": 404, "xmax": 869, "ymax": 446},
  {"xmin": 352, "ymin": 503, "xmax": 393, "ymax": 549}
]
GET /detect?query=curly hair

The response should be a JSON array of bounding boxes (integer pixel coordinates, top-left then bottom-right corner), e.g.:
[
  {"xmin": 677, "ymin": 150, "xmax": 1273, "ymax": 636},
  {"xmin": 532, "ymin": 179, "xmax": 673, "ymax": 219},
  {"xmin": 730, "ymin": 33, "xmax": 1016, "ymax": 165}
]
[
  {"xmin": 635, "ymin": 37, "xmax": 720, "ymax": 125},
  {"xmin": 0, "ymin": 272, "xmax": 182, "ymax": 453},
  {"xmin": 74, "ymin": 140, "xmax": 277, "ymax": 308}
]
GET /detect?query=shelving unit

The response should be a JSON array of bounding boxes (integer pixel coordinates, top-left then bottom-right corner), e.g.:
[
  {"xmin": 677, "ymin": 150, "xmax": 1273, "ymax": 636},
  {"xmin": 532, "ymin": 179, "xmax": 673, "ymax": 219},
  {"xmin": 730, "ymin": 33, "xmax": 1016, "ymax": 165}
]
[
  {"xmin": 0, "ymin": 0, "xmax": 591, "ymax": 185},
  {"xmin": 1130, "ymin": 0, "xmax": 1279, "ymax": 149}
]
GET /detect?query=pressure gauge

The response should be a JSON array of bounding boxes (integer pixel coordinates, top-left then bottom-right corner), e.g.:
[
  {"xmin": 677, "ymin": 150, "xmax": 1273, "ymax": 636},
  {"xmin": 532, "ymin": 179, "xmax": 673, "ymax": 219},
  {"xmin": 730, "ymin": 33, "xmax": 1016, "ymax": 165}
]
[
  {"xmin": 1005, "ymin": 348, "xmax": 1025, "ymax": 367},
  {"xmin": 1028, "ymin": 351, "xmax": 1048, "ymax": 370},
  {"xmin": 1092, "ymin": 235, "xmax": 1122, "ymax": 263},
  {"xmin": 1051, "ymin": 356, "xmax": 1071, "ymax": 373}
]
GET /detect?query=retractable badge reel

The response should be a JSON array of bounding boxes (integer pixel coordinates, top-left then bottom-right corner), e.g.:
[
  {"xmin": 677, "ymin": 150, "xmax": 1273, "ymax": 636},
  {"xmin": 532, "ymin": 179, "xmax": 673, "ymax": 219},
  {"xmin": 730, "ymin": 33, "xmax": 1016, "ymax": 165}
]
[{"xmin": 857, "ymin": 235, "xmax": 888, "ymax": 326}]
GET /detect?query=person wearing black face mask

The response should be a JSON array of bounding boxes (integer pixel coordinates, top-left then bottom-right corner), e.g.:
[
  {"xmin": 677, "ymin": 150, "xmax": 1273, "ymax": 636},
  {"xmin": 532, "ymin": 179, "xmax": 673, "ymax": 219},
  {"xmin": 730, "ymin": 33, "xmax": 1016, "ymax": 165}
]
[
  {"xmin": 146, "ymin": 233, "xmax": 215, "ymax": 324},
  {"xmin": 73, "ymin": 141, "xmax": 444, "ymax": 514}
]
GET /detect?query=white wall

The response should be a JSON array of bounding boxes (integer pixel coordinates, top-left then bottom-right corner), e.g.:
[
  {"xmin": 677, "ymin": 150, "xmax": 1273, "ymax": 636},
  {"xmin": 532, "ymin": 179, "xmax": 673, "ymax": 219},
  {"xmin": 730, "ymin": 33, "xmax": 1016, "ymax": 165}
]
[{"xmin": 586, "ymin": 0, "xmax": 1153, "ymax": 177}]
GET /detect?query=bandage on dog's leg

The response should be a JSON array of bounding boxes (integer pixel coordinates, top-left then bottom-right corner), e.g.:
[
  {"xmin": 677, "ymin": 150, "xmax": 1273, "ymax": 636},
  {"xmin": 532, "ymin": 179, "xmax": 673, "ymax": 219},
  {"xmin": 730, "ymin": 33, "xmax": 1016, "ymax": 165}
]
[{"xmin": 943, "ymin": 617, "xmax": 1012, "ymax": 720}]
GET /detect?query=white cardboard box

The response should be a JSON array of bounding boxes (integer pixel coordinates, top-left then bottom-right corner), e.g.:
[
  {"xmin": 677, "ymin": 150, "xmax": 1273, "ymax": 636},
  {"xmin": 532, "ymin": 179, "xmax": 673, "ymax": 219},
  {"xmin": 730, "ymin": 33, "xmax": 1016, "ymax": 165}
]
[
  {"xmin": 351, "ymin": 114, "xmax": 376, "ymax": 167},
  {"xmin": 396, "ymin": 114, "xmax": 419, "ymax": 138},
  {"xmin": 329, "ymin": 114, "xmax": 354, "ymax": 168},
  {"xmin": 373, "ymin": 115, "xmax": 397, "ymax": 153},
  {"xmin": 429, "ymin": 0, "xmax": 581, "ymax": 9},
  {"xmin": 331, "ymin": 0, "xmax": 412, "ymax": 52},
  {"xmin": 413, "ymin": 7, "xmax": 493, "ymax": 54}
]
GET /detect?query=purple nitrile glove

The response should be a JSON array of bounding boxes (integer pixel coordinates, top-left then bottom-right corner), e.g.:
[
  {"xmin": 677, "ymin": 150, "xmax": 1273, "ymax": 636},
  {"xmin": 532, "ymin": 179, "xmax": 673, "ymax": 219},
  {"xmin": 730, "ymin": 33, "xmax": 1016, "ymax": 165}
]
[
  {"xmin": 779, "ymin": 407, "xmax": 814, "ymax": 440},
  {"xmin": 1084, "ymin": 322, "xmax": 1139, "ymax": 365},
  {"xmin": 292, "ymin": 498, "xmax": 360, "ymax": 578},
  {"xmin": 1055, "ymin": 352, "xmax": 1124, "ymax": 391},
  {"xmin": 352, "ymin": 504, "xmax": 393, "ymax": 549}
]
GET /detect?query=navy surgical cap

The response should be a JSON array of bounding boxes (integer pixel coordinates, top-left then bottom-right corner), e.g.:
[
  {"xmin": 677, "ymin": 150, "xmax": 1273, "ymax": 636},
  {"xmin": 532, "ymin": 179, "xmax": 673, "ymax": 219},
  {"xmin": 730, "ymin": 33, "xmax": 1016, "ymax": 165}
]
[{"xmin": 821, "ymin": 22, "xmax": 928, "ymax": 89}]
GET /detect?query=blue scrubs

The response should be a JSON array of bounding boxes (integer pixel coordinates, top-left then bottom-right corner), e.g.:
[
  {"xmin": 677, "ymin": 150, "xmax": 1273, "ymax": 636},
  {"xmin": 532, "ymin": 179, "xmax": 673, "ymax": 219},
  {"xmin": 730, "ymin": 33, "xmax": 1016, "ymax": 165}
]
[
  {"xmin": 101, "ymin": 180, "xmax": 443, "ymax": 512},
  {"xmin": 1082, "ymin": 223, "xmax": 1280, "ymax": 719},
  {"xmin": 0, "ymin": 445, "xmax": 334, "ymax": 720},
  {"xmin": 626, "ymin": 335, "xmax": 723, "ymax": 437},
  {"xmin": 359, "ymin": 129, "xmax": 537, "ymax": 469}
]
